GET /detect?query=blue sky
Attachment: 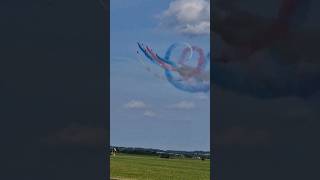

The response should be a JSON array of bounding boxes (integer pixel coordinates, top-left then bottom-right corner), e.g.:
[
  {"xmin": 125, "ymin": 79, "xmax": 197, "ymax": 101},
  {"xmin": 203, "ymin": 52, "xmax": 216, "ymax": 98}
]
[{"xmin": 110, "ymin": 0, "xmax": 210, "ymax": 151}]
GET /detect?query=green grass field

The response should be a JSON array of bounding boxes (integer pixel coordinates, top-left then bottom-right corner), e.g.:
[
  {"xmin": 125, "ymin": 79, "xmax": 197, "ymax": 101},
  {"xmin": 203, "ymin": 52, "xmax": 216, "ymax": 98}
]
[{"xmin": 110, "ymin": 153, "xmax": 210, "ymax": 180}]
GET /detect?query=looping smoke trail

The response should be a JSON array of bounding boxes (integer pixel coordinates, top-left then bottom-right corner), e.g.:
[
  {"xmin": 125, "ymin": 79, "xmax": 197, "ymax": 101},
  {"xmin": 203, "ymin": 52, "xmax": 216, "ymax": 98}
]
[{"xmin": 137, "ymin": 42, "xmax": 210, "ymax": 93}]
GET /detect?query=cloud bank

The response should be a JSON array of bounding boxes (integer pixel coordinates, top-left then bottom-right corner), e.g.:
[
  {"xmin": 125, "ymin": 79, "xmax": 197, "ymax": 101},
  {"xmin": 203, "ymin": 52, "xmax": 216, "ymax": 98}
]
[
  {"xmin": 143, "ymin": 110, "xmax": 156, "ymax": 117},
  {"xmin": 124, "ymin": 100, "xmax": 147, "ymax": 109},
  {"xmin": 159, "ymin": 0, "xmax": 210, "ymax": 36}
]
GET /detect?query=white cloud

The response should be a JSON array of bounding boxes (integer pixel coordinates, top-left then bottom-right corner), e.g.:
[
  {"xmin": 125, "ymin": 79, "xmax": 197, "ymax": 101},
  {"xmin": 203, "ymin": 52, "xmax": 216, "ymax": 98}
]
[
  {"xmin": 143, "ymin": 110, "xmax": 156, "ymax": 117},
  {"xmin": 124, "ymin": 100, "xmax": 147, "ymax": 109},
  {"xmin": 169, "ymin": 101, "xmax": 195, "ymax": 110},
  {"xmin": 159, "ymin": 0, "xmax": 210, "ymax": 36}
]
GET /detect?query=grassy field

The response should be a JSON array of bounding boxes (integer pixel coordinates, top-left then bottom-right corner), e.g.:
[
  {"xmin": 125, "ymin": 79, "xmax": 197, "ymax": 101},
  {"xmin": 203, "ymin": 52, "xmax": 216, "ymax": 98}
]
[{"xmin": 110, "ymin": 153, "xmax": 210, "ymax": 180}]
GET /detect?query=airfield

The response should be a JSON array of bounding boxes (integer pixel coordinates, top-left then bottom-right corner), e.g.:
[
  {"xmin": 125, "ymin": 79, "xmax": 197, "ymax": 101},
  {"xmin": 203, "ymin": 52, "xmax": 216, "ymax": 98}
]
[{"xmin": 110, "ymin": 153, "xmax": 210, "ymax": 180}]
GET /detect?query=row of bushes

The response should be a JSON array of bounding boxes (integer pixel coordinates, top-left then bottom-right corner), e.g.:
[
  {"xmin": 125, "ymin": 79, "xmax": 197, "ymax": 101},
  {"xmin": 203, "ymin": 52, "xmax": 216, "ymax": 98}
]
[{"xmin": 110, "ymin": 147, "xmax": 210, "ymax": 159}]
